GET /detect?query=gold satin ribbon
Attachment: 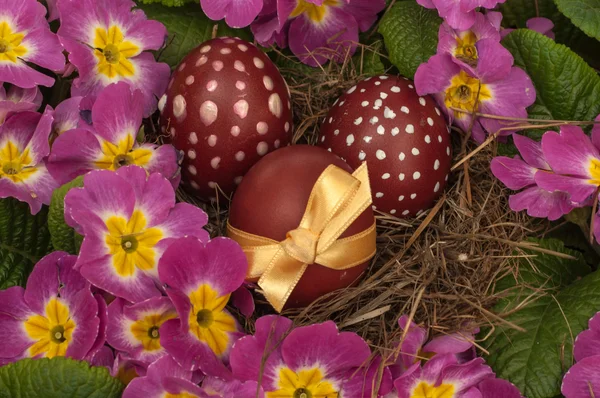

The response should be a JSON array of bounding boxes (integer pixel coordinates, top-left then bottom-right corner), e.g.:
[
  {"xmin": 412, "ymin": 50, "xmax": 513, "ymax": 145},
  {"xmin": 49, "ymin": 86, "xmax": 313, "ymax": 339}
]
[{"xmin": 227, "ymin": 163, "xmax": 377, "ymax": 312}]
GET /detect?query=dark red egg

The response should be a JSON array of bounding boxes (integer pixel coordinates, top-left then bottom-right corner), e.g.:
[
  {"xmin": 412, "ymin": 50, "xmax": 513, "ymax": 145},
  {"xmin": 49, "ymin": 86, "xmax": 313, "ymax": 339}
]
[
  {"xmin": 228, "ymin": 145, "xmax": 375, "ymax": 310},
  {"xmin": 159, "ymin": 37, "xmax": 293, "ymax": 200},
  {"xmin": 319, "ymin": 75, "xmax": 452, "ymax": 216}
]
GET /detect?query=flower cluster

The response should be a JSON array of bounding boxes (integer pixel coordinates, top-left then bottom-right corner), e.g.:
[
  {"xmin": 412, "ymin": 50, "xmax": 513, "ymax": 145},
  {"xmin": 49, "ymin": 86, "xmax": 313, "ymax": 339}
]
[
  {"xmin": 202, "ymin": 0, "xmax": 386, "ymax": 66},
  {"xmin": 492, "ymin": 122, "xmax": 600, "ymax": 242},
  {"xmin": 417, "ymin": 0, "xmax": 507, "ymax": 30},
  {"xmin": 561, "ymin": 312, "xmax": 600, "ymax": 397},
  {"xmin": 0, "ymin": 0, "xmax": 173, "ymax": 214},
  {"xmin": 387, "ymin": 315, "xmax": 522, "ymax": 397},
  {"xmin": 415, "ymin": 11, "xmax": 536, "ymax": 143}
]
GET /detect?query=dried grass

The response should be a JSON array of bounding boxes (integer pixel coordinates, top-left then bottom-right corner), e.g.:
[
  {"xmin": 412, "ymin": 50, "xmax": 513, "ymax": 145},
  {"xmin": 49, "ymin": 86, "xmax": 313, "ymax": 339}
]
[{"xmin": 172, "ymin": 42, "xmax": 556, "ymax": 361}]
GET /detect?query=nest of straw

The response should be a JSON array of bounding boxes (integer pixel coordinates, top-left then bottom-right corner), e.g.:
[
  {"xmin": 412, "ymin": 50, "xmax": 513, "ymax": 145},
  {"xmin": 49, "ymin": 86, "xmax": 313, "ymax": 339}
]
[{"xmin": 170, "ymin": 43, "xmax": 552, "ymax": 358}]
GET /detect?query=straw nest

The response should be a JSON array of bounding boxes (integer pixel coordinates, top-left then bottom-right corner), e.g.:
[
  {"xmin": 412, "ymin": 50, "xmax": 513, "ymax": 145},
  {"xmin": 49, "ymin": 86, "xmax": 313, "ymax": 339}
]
[{"xmin": 168, "ymin": 43, "xmax": 553, "ymax": 361}]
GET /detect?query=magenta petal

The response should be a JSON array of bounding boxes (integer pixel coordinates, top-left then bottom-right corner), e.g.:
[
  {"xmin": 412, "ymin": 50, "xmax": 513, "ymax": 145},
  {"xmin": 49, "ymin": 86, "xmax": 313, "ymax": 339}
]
[
  {"xmin": 513, "ymin": 134, "xmax": 549, "ymax": 170},
  {"xmin": 91, "ymin": 82, "xmax": 143, "ymax": 145},
  {"xmin": 535, "ymin": 171, "xmax": 596, "ymax": 204},
  {"xmin": 344, "ymin": 0, "xmax": 386, "ymax": 32},
  {"xmin": 526, "ymin": 17, "xmax": 554, "ymax": 38},
  {"xmin": 415, "ymin": 54, "xmax": 461, "ymax": 97},
  {"xmin": 440, "ymin": 358, "xmax": 494, "ymax": 392},
  {"xmin": 562, "ymin": 355, "xmax": 600, "ymax": 398},
  {"xmin": 477, "ymin": 378, "xmax": 522, "ymax": 398},
  {"xmin": 423, "ymin": 332, "xmax": 476, "ymax": 355},
  {"xmin": 139, "ymin": 143, "xmax": 180, "ymax": 184},
  {"xmin": 574, "ymin": 312, "xmax": 600, "ymax": 362},
  {"xmin": 0, "ymin": 287, "xmax": 34, "ymax": 359},
  {"xmin": 162, "ymin": 377, "xmax": 206, "ymax": 396},
  {"xmin": 471, "ymin": 39, "xmax": 513, "ymax": 82},
  {"xmin": 342, "ymin": 356, "xmax": 393, "ymax": 398},
  {"xmin": 231, "ymin": 286, "xmax": 255, "ymax": 318},
  {"xmin": 47, "ymin": 128, "xmax": 103, "ymax": 185},
  {"xmin": 158, "ymin": 237, "xmax": 247, "ymax": 296},
  {"xmin": 154, "ymin": 203, "xmax": 209, "ymax": 244},
  {"xmin": 0, "ymin": 62, "xmax": 55, "ymax": 88},
  {"xmin": 88, "ymin": 345, "xmax": 115, "ymax": 370},
  {"xmin": 396, "ymin": 315, "xmax": 428, "ymax": 371},
  {"xmin": 159, "ymin": 318, "xmax": 232, "ymax": 378},
  {"xmin": 65, "ymin": 289, "xmax": 101, "ymax": 360},
  {"xmin": 288, "ymin": 8, "xmax": 359, "ymax": 66},
  {"xmin": 509, "ymin": 185, "xmax": 575, "ymax": 221},
  {"xmin": 230, "ymin": 315, "xmax": 291, "ymax": 389},
  {"xmin": 85, "ymin": 293, "xmax": 108, "ymax": 360},
  {"xmin": 490, "ymin": 156, "xmax": 536, "ymax": 190},
  {"xmin": 281, "ymin": 321, "xmax": 371, "ymax": 375},
  {"xmin": 201, "ymin": 0, "xmax": 263, "ymax": 28},
  {"xmin": 432, "ymin": 0, "xmax": 476, "ymax": 30},
  {"xmin": 541, "ymin": 126, "xmax": 600, "ymax": 177}
]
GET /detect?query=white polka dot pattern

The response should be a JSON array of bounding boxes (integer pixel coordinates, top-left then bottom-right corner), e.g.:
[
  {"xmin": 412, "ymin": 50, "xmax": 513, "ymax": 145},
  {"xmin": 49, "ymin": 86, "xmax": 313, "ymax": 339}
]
[{"xmin": 318, "ymin": 75, "xmax": 452, "ymax": 217}]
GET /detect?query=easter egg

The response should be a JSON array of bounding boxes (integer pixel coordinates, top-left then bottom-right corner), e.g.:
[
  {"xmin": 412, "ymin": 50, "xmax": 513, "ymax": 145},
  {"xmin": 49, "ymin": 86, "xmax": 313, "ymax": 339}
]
[
  {"xmin": 320, "ymin": 75, "xmax": 452, "ymax": 216},
  {"xmin": 159, "ymin": 37, "xmax": 293, "ymax": 200},
  {"xmin": 228, "ymin": 145, "xmax": 375, "ymax": 309}
]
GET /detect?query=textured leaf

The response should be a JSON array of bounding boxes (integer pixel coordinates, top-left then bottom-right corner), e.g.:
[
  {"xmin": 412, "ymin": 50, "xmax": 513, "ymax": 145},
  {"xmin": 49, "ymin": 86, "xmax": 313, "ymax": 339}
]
[
  {"xmin": 135, "ymin": 3, "xmax": 252, "ymax": 68},
  {"xmin": 483, "ymin": 238, "xmax": 600, "ymax": 398},
  {"xmin": 0, "ymin": 358, "xmax": 124, "ymax": 398},
  {"xmin": 0, "ymin": 198, "xmax": 53, "ymax": 289},
  {"xmin": 500, "ymin": 0, "xmax": 600, "ymax": 68},
  {"xmin": 48, "ymin": 177, "xmax": 84, "ymax": 255},
  {"xmin": 378, "ymin": 1, "xmax": 441, "ymax": 79},
  {"xmin": 554, "ymin": 0, "xmax": 600, "ymax": 41},
  {"xmin": 502, "ymin": 30, "xmax": 600, "ymax": 127}
]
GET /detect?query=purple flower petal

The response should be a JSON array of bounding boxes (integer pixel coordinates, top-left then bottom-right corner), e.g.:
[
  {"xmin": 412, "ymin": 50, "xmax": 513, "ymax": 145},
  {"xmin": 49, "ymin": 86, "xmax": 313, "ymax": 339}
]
[
  {"xmin": 230, "ymin": 315, "xmax": 292, "ymax": 390},
  {"xmin": 490, "ymin": 156, "xmax": 536, "ymax": 190},
  {"xmin": 88, "ymin": 345, "xmax": 114, "ymax": 369},
  {"xmin": 415, "ymin": 54, "xmax": 461, "ymax": 97},
  {"xmin": 159, "ymin": 318, "xmax": 233, "ymax": 378},
  {"xmin": 509, "ymin": 185, "xmax": 576, "ymax": 221},
  {"xmin": 423, "ymin": 332, "xmax": 476, "ymax": 356},
  {"xmin": 137, "ymin": 143, "xmax": 181, "ymax": 185},
  {"xmin": 441, "ymin": 358, "xmax": 494, "ymax": 392},
  {"xmin": 288, "ymin": 7, "xmax": 359, "ymax": 66},
  {"xmin": 527, "ymin": 17, "xmax": 555, "ymax": 39},
  {"xmin": 0, "ymin": 86, "xmax": 42, "ymax": 125},
  {"xmin": 470, "ymin": 39, "xmax": 513, "ymax": 82},
  {"xmin": 122, "ymin": 355, "xmax": 193, "ymax": 398},
  {"xmin": 562, "ymin": 355, "xmax": 600, "ymax": 398},
  {"xmin": 0, "ymin": 288, "xmax": 35, "ymax": 358},
  {"xmin": 52, "ymin": 96, "xmax": 84, "ymax": 136},
  {"xmin": 85, "ymin": 293, "xmax": 108, "ymax": 360},
  {"xmin": 395, "ymin": 315, "xmax": 428, "ymax": 372},
  {"xmin": 344, "ymin": 0, "xmax": 386, "ymax": 32},
  {"xmin": 535, "ymin": 171, "xmax": 597, "ymax": 204},
  {"xmin": 477, "ymin": 378, "xmax": 523, "ymax": 398},
  {"xmin": 231, "ymin": 285, "xmax": 255, "ymax": 318},
  {"xmin": 541, "ymin": 126, "xmax": 600, "ymax": 178},
  {"xmin": 574, "ymin": 312, "xmax": 600, "ymax": 362},
  {"xmin": 478, "ymin": 67, "xmax": 536, "ymax": 136},
  {"xmin": 158, "ymin": 237, "xmax": 247, "ymax": 297},
  {"xmin": 281, "ymin": 321, "xmax": 371, "ymax": 376},
  {"xmin": 513, "ymin": 134, "xmax": 549, "ymax": 170},
  {"xmin": 91, "ymin": 82, "xmax": 143, "ymax": 145},
  {"xmin": 47, "ymin": 128, "xmax": 104, "ymax": 185},
  {"xmin": 201, "ymin": 377, "xmax": 265, "ymax": 397},
  {"xmin": 342, "ymin": 356, "xmax": 393, "ymax": 398},
  {"xmin": 106, "ymin": 296, "xmax": 176, "ymax": 364},
  {"xmin": 201, "ymin": 0, "xmax": 264, "ymax": 28},
  {"xmin": 432, "ymin": 0, "xmax": 476, "ymax": 30}
]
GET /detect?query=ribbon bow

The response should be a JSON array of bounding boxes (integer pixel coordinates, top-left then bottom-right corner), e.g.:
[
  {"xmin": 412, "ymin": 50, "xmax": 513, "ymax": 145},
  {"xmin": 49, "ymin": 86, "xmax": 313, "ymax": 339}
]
[{"xmin": 227, "ymin": 163, "xmax": 376, "ymax": 312}]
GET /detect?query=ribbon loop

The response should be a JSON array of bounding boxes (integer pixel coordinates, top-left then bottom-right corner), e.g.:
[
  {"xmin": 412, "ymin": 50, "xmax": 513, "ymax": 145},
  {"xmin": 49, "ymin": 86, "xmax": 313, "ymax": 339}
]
[{"xmin": 227, "ymin": 162, "xmax": 376, "ymax": 312}]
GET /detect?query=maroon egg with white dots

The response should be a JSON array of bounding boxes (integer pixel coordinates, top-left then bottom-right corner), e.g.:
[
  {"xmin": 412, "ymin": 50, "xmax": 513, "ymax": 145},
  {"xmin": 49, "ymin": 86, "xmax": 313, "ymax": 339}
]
[
  {"xmin": 159, "ymin": 37, "xmax": 293, "ymax": 200},
  {"xmin": 319, "ymin": 75, "xmax": 452, "ymax": 217}
]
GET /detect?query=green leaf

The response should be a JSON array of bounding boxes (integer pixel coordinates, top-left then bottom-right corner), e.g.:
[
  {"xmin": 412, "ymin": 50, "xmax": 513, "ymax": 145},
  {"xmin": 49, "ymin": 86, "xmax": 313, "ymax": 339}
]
[
  {"xmin": 48, "ymin": 177, "xmax": 84, "ymax": 255},
  {"xmin": 378, "ymin": 1, "xmax": 441, "ymax": 79},
  {"xmin": 0, "ymin": 358, "xmax": 124, "ymax": 398},
  {"xmin": 0, "ymin": 198, "xmax": 53, "ymax": 289},
  {"xmin": 502, "ymin": 30, "xmax": 600, "ymax": 125},
  {"xmin": 553, "ymin": 0, "xmax": 600, "ymax": 41},
  {"xmin": 483, "ymin": 238, "xmax": 600, "ymax": 398},
  {"xmin": 135, "ymin": 3, "xmax": 252, "ymax": 68},
  {"xmin": 500, "ymin": 0, "xmax": 600, "ymax": 68}
]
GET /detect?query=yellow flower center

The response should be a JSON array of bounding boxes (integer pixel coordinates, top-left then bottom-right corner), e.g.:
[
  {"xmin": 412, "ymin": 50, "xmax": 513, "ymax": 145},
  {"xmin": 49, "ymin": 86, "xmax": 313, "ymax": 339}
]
[
  {"xmin": 105, "ymin": 210, "xmax": 163, "ymax": 277},
  {"xmin": 268, "ymin": 367, "xmax": 338, "ymax": 398},
  {"xmin": 94, "ymin": 134, "xmax": 152, "ymax": 171},
  {"xmin": 130, "ymin": 311, "xmax": 177, "ymax": 352},
  {"xmin": 23, "ymin": 298, "xmax": 76, "ymax": 358},
  {"xmin": 588, "ymin": 158, "xmax": 600, "ymax": 185},
  {"xmin": 290, "ymin": 0, "xmax": 339, "ymax": 23},
  {"xmin": 444, "ymin": 71, "xmax": 492, "ymax": 119},
  {"xmin": 410, "ymin": 381, "xmax": 455, "ymax": 398},
  {"xmin": 187, "ymin": 284, "xmax": 236, "ymax": 357},
  {"xmin": 0, "ymin": 141, "xmax": 37, "ymax": 184},
  {"xmin": 93, "ymin": 26, "xmax": 140, "ymax": 79},
  {"xmin": 454, "ymin": 31, "xmax": 478, "ymax": 66},
  {"xmin": 0, "ymin": 21, "xmax": 27, "ymax": 63}
]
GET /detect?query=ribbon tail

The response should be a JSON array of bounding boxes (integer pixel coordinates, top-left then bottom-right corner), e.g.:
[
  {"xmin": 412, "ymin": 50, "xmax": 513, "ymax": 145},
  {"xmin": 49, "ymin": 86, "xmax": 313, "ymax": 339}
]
[{"xmin": 258, "ymin": 249, "xmax": 308, "ymax": 313}]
